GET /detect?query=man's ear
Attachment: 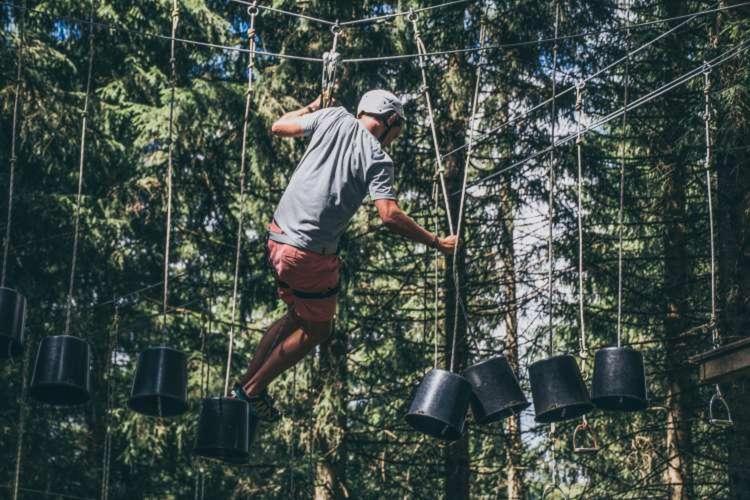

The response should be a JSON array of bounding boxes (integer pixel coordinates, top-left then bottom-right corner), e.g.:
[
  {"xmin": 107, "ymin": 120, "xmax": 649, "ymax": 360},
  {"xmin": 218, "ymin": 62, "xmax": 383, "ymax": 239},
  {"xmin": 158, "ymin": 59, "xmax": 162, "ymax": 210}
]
[{"xmin": 386, "ymin": 113, "xmax": 400, "ymax": 127}]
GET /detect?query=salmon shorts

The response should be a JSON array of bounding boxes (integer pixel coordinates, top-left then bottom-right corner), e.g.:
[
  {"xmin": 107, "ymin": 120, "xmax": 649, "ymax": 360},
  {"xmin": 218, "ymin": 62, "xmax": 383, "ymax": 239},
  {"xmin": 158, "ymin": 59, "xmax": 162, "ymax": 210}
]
[{"xmin": 266, "ymin": 222, "xmax": 340, "ymax": 323}]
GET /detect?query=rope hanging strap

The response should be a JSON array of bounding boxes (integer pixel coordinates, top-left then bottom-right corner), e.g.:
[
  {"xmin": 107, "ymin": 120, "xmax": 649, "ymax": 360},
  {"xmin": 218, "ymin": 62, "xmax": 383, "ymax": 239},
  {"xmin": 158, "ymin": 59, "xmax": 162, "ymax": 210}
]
[
  {"xmin": 574, "ymin": 81, "xmax": 587, "ymax": 357},
  {"xmin": 449, "ymin": 19, "xmax": 487, "ymax": 372},
  {"xmin": 1, "ymin": 0, "xmax": 26, "ymax": 289},
  {"xmin": 63, "ymin": 0, "xmax": 97, "ymax": 336},
  {"xmin": 161, "ymin": 0, "xmax": 179, "ymax": 337},
  {"xmin": 224, "ymin": 3, "xmax": 258, "ymax": 397},
  {"xmin": 321, "ymin": 22, "xmax": 341, "ymax": 108},
  {"xmin": 547, "ymin": 0, "xmax": 560, "ymax": 354},
  {"xmin": 409, "ymin": 10, "xmax": 454, "ymax": 235}
]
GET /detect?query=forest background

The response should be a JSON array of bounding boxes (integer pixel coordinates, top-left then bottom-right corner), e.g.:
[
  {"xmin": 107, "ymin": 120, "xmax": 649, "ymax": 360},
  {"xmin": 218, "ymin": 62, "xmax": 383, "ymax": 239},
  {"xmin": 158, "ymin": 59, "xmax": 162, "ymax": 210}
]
[{"xmin": 1, "ymin": 0, "xmax": 750, "ymax": 499}]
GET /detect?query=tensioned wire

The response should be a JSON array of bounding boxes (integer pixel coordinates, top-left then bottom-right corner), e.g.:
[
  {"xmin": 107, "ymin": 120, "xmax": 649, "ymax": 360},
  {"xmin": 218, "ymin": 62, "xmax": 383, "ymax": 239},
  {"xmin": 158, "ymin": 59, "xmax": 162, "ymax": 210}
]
[
  {"xmin": 547, "ymin": 0, "xmax": 560, "ymax": 355},
  {"xmin": 4, "ymin": 1, "xmax": 748, "ymax": 67},
  {"xmin": 442, "ymin": 11, "xmax": 702, "ymax": 171},
  {"xmin": 456, "ymin": 38, "xmax": 750, "ymax": 195}
]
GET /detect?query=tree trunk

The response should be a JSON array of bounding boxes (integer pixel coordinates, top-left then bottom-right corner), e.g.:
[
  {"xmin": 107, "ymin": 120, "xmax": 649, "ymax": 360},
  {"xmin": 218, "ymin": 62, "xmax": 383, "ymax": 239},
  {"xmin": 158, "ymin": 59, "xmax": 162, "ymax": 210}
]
[
  {"xmin": 499, "ymin": 175, "xmax": 525, "ymax": 500},
  {"xmin": 313, "ymin": 322, "xmax": 348, "ymax": 500},
  {"xmin": 660, "ymin": 142, "xmax": 694, "ymax": 500}
]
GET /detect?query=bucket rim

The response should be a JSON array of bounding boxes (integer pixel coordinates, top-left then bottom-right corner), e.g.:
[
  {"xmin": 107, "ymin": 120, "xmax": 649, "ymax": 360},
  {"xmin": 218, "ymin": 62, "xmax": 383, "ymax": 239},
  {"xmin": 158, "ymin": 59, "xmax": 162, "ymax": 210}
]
[
  {"xmin": 28, "ymin": 382, "xmax": 91, "ymax": 405},
  {"xmin": 139, "ymin": 345, "xmax": 186, "ymax": 355},
  {"xmin": 591, "ymin": 393, "xmax": 649, "ymax": 411},
  {"xmin": 462, "ymin": 355, "xmax": 509, "ymax": 374},
  {"xmin": 404, "ymin": 412, "xmax": 465, "ymax": 441},
  {"xmin": 594, "ymin": 345, "xmax": 640, "ymax": 354},
  {"xmin": 0, "ymin": 286, "xmax": 24, "ymax": 295},
  {"xmin": 534, "ymin": 401, "xmax": 593, "ymax": 423},
  {"xmin": 529, "ymin": 353, "xmax": 576, "ymax": 369},
  {"xmin": 475, "ymin": 400, "xmax": 531, "ymax": 425},
  {"xmin": 128, "ymin": 393, "xmax": 188, "ymax": 416}
]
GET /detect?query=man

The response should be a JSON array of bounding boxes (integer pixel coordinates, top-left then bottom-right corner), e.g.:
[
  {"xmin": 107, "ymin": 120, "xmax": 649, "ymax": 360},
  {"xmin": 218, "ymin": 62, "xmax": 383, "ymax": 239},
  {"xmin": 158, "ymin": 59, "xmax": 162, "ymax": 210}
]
[{"xmin": 233, "ymin": 90, "xmax": 457, "ymax": 420}]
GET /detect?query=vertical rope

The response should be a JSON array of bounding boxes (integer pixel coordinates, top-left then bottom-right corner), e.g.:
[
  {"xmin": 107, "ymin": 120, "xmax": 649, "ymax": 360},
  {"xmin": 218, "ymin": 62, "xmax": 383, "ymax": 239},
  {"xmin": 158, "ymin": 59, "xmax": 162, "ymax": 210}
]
[
  {"xmin": 63, "ymin": 0, "xmax": 96, "ymax": 336},
  {"xmin": 11, "ymin": 339, "xmax": 31, "ymax": 500},
  {"xmin": 409, "ymin": 10, "xmax": 454, "ymax": 235},
  {"xmin": 575, "ymin": 82, "xmax": 587, "ymax": 356},
  {"xmin": 2, "ymin": 0, "xmax": 26, "ymax": 288},
  {"xmin": 432, "ymin": 182, "xmax": 440, "ymax": 368},
  {"xmin": 616, "ymin": 0, "xmax": 631, "ymax": 348},
  {"xmin": 161, "ymin": 0, "xmax": 179, "ymax": 336},
  {"xmin": 101, "ymin": 302, "xmax": 118, "ymax": 500},
  {"xmin": 547, "ymin": 0, "xmax": 560, "ymax": 355},
  {"xmin": 449, "ymin": 19, "xmax": 486, "ymax": 372},
  {"xmin": 224, "ymin": 4, "xmax": 257, "ymax": 397},
  {"xmin": 703, "ymin": 66, "xmax": 718, "ymax": 346}
]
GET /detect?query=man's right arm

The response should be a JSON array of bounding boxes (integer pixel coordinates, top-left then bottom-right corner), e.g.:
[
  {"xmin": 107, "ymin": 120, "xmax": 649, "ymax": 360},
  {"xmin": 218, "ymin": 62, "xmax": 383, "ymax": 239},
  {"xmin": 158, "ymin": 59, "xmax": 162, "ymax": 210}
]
[
  {"xmin": 374, "ymin": 198, "xmax": 458, "ymax": 255},
  {"xmin": 271, "ymin": 97, "xmax": 322, "ymax": 137}
]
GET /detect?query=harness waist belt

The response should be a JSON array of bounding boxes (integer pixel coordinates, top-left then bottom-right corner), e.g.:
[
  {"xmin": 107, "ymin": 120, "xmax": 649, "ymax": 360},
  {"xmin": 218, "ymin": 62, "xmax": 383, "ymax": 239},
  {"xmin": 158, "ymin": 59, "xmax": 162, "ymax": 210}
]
[
  {"xmin": 267, "ymin": 231, "xmax": 338, "ymax": 255},
  {"xmin": 276, "ymin": 280, "xmax": 340, "ymax": 299}
]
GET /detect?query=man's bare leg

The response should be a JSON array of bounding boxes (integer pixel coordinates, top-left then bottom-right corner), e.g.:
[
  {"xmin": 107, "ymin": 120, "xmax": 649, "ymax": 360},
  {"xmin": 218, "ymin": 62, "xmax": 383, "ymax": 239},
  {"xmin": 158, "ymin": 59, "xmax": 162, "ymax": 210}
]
[
  {"xmin": 243, "ymin": 318, "xmax": 332, "ymax": 396},
  {"xmin": 238, "ymin": 311, "xmax": 300, "ymax": 388}
]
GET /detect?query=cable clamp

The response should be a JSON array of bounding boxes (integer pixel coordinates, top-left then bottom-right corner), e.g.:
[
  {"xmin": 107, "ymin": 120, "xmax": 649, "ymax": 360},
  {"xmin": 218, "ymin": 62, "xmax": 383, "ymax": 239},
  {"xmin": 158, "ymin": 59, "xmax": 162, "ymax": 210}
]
[
  {"xmin": 419, "ymin": 84, "xmax": 429, "ymax": 95},
  {"xmin": 171, "ymin": 7, "xmax": 180, "ymax": 22}
]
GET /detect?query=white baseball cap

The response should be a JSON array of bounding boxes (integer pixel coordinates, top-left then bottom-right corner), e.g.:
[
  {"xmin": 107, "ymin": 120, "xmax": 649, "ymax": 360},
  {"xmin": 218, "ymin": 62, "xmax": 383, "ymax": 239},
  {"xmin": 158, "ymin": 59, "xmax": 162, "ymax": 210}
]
[{"xmin": 357, "ymin": 90, "xmax": 405, "ymax": 121}]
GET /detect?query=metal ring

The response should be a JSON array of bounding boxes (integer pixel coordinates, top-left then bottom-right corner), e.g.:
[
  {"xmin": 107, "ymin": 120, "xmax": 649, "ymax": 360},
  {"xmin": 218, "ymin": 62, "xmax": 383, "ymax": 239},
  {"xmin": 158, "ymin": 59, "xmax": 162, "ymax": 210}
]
[
  {"xmin": 247, "ymin": 2, "xmax": 259, "ymax": 16},
  {"xmin": 330, "ymin": 23, "xmax": 341, "ymax": 35},
  {"xmin": 407, "ymin": 9, "xmax": 418, "ymax": 22}
]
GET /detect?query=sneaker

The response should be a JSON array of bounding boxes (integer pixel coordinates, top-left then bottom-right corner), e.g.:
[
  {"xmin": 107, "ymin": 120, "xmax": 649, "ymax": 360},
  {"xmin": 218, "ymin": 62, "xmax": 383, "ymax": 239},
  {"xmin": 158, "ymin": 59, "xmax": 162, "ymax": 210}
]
[{"xmin": 232, "ymin": 384, "xmax": 281, "ymax": 422}]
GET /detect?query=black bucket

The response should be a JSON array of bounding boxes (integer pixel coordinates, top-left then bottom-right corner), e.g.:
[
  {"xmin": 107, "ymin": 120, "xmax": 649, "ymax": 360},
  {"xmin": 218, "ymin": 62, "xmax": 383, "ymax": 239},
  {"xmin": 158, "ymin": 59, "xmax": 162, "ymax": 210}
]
[
  {"xmin": 529, "ymin": 354, "xmax": 593, "ymax": 423},
  {"xmin": 0, "ymin": 287, "xmax": 26, "ymax": 359},
  {"xmin": 128, "ymin": 346, "xmax": 187, "ymax": 417},
  {"xmin": 405, "ymin": 368, "xmax": 472, "ymax": 441},
  {"xmin": 29, "ymin": 335, "xmax": 92, "ymax": 405},
  {"xmin": 462, "ymin": 356, "xmax": 530, "ymax": 424},
  {"xmin": 194, "ymin": 397, "xmax": 257, "ymax": 464},
  {"xmin": 591, "ymin": 346, "xmax": 648, "ymax": 412}
]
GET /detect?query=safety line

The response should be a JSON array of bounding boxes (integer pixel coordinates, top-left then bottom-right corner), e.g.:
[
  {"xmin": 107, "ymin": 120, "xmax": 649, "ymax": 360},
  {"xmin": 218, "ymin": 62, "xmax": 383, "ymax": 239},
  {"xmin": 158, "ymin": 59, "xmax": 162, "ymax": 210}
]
[
  {"xmin": 575, "ymin": 81, "xmax": 587, "ymax": 356},
  {"xmin": 230, "ymin": 0, "xmax": 336, "ymax": 27},
  {"xmin": 459, "ymin": 39, "xmax": 750, "ymax": 194},
  {"xmin": 0, "ymin": 1, "xmax": 322, "ymax": 63}
]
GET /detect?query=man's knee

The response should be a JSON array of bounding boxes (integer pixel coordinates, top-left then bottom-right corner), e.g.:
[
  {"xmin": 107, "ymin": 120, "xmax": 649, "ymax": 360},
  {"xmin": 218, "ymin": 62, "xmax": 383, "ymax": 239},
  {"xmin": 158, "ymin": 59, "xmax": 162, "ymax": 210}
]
[{"xmin": 301, "ymin": 319, "xmax": 333, "ymax": 342}]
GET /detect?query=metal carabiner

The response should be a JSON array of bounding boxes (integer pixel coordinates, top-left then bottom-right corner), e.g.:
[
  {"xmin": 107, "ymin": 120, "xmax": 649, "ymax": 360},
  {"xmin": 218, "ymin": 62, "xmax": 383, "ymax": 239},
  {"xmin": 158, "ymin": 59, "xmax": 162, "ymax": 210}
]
[
  {"xmin": 708, "ymin": 385, "xmax": 733, "ymax": 427},
  {"xmin": 573, "ymin": 416, "xmax": 599, "ymax": 453}
]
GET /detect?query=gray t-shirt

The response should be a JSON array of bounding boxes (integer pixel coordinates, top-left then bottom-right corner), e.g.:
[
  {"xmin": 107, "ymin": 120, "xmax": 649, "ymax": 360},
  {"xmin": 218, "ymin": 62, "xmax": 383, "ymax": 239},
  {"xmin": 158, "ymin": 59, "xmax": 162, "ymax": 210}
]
[{"xmin": 270, "ymin": 107, "xmax": 397, "ymax": 253}]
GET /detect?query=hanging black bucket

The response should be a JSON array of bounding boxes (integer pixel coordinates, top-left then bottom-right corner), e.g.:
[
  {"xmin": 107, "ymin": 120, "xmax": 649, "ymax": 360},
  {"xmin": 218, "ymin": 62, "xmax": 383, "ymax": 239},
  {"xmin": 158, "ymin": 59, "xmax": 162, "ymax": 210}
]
[
  {"xmin": 591, "ymin": 346, "xmax": 648, "ymax": 411},
  {"xmin": 29, "ymin": 335, "xmax": 92, "ymax": 405},
  {"xmin": 529, "ymin": 354, "xmax": 593, "ymax": 423},
  {"xmin": 128, "ymin": 346, "xmax": 187, "ymax": 417},
  {"xmin": 405, "ymin": 368, "xmax": 472, "ymax": 441},
  {"xmin": 462, "ymin": 356, "xmax": 530, "ymax": 424},
  {"xmin": 0, "ymin": 287, "xmax": 26, "ymax": 359},
  {"xmin": 194, "ymin": 397, "xmax": 257, "ymax": 464}
]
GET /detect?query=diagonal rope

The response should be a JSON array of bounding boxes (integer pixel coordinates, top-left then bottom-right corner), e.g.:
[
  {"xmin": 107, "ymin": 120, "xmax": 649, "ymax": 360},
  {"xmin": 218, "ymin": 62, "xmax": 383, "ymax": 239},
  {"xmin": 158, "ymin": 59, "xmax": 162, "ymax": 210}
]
[
  {"xmin": 161, "ymin": 0, "xmax": 179, "ymax": 338},
  {"xmin": 223, "ymin": 4, "xmax": 257, "ymax": 397},
  {"xmin": 409, "ymin": 10, "xmax": 454, "ymax": 235},
  {"xmin": 449, "ymin": 19, "xmax": 487, "ymax": 372},
  {"xmin": 457, "ymin": 38, "xmax": 750, "ymax": 196},
  {"xmin": 547, "ymin": 0, "xmax": 561, "ymax": 355},
  {"xmin": 703, "ymin": 65, "xmax": 718, "ymax": 345},
  {"xmin": 63, "ymin": 0, "xmax": 96, "ymax": 336},
  {"xmin": 1, "ymin": 0, "xmax": 26, "ymax": 289},
  {"xmin": 616, "ymin": 1, "xmax": 631, "ymax": 348}
]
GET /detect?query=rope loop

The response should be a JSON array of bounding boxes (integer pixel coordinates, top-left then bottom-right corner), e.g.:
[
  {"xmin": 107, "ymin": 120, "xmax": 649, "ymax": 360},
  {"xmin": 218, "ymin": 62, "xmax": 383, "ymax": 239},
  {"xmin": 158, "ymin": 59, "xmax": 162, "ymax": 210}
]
[{"xmin": 246, "ymin": 0, "xmax": 259, "ymax": 16}]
